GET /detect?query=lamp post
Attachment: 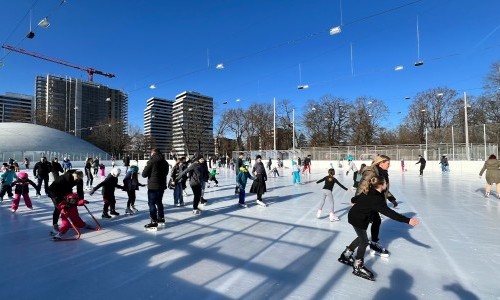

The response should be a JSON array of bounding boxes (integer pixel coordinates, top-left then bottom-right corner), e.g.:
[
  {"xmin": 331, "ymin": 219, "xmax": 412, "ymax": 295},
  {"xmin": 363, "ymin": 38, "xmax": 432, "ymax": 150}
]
[
  {"xmin": 292, "ymin": 109, "xmax": 295, "ymax": 153},
  {"xmin": 464, "ymin": 92, "xmax": 470, "ymax": 160},
  {"xmin": 451, "ymin": 125, "xmax": 455, "ymax": 161},
  {"xmin": 74, "ymin": 106, "xmax": 78, "ymax": 137}
]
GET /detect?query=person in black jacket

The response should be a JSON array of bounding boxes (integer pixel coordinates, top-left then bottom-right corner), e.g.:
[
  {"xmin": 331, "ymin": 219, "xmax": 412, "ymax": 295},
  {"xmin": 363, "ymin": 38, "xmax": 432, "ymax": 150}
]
[
  {"xmin": 249, "ymin": 155, "xmax": 268, "ymax": 206},
  {"xmin": 170, "ymin": 157, "xmax": 187, "ymax": 207},
  {"xmin": 338, "ymin": 176, "xmax": 419, "ymax": 280},
  {"xmin": 51, "ymin": 158, "xmax": 64, "ymax": 180},
  {"xmin": 90, "ymin": 168, "xmax": 124, "ymax": 218},
  {"xmin": 48, "ymin": 169, "xmax": 84, "ymax": 235},
  {"xmin": 33, "ymin": 156, "xmax": 52, "ymax": 196},
  {"xmin": 416, "ymin": 155, "xmax": 426, "ymax": 176},
  {"xmin": 177, "ymin": 154, "xmax": 206, "ymax": 215},
  {"xmin": 142, "ymin": 148, "xmax": 169, "ymax": 228}
]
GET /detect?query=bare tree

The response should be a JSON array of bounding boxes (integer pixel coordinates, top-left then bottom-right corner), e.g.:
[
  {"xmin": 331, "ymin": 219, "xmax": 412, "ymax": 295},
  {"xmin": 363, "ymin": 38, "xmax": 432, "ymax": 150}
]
[
  {"xmin": 223, "ymin": 108, "xmax": 246, "ymax": 150},
  {"xmin": 349, "ymin": 97, "xmax": 388, "ymax": 144}
]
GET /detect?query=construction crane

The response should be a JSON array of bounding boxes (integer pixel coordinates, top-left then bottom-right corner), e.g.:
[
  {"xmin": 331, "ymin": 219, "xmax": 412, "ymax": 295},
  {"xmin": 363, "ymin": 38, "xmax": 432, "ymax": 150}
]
[{"xmin": 1, "ymin": 44, "xmax": 115, "ymax": 82}]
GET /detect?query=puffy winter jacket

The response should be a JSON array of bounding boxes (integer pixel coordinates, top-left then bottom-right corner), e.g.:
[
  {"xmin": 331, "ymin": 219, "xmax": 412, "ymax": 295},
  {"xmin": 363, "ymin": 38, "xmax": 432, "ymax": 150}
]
[{"xmin": 142, "ymin": 153, "xmax": 169, "ymax": 190}]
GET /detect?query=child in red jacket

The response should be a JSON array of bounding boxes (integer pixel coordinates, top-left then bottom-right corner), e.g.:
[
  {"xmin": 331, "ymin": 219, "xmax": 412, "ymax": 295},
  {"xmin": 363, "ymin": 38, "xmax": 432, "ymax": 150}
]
[
  {"xmin": 10, "ymin": 172, "xmax": 39, "ymax": 212},
  {"xmin": 53, "ymin": 193, "xmax": 89, "ymax": 240}
]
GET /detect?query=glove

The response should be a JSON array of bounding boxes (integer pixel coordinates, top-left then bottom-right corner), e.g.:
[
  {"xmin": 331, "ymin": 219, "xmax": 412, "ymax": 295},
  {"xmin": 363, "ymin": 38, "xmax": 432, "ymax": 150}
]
[{"xmin": 84, "ymin": 200, "xmax": 89, "ymax": 204}]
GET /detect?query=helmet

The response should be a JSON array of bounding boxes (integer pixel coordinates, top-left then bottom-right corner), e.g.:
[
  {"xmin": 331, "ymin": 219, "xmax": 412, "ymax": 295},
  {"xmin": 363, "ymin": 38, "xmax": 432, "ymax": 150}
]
[
  {"xmin": 17, "ymin": 172, "xmax": 28, "ymax": 179},
  {"xmin": 111, "ymin": 168, "xmax": 121, "ymax": 177},
  {"xmin": 65, "ymin": 193, "xmax": 79, "ymax": 205},
  {"xmin": 243, "ymin": 161, "xmax": 251, "ymax": 167}
]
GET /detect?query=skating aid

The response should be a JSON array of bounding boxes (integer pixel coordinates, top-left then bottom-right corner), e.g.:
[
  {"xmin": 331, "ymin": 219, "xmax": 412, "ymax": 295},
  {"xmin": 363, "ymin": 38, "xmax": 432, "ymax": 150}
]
[
  {"xmin": 52, "ymin": 212, "xmax": 81, "ymax": 241},
  {"xmin": 83, "ymin": 204, "xmax": 102, "ymax": 231}
]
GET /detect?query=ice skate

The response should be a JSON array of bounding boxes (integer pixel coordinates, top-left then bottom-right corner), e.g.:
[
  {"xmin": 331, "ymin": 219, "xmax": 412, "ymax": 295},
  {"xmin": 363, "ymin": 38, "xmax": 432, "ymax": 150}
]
[
  {"xmin": 11, "ymin": 208, "xmax": 16, "ymax": 213},
  {"xmin": 329, "ymin": 212, "xmax": 340, "ymax": 222},
  {"xmin": 131, "ymin": 206, "xmax": 139, "ymax": 212},
  {"xmin": 369, "ymin": 241, "xmax": 390, "ymax": 257},
  {"xmin": 110, "ymin": 210, "xmax": 120, "ymax": 216},
  {"xmin": 144, "ymin": 221, "xmax": 158, "ymax": 231},
  {"xmin": 192, "ymin": 209, "xmax": 201, "ymax": 215},
  {"xmin": 484, "ymin": 192, "xmax": 489, "ymax": 198},
  {"xmin": 256, "ymin": 200, "xmax": 267, "ymax": 207},
  {"xmin": 52, "ymin": 233, "xmax": 62, "ymax": 240},
  {"xmin": 125, "ymin": 207, "xmax": 134, "ymax": 215},
  {"xmin": 102, "ymin": 212, "xmax": 112, "ymax": 219},
  {"xmin": 316, "ymin": 209, "xmax": 322, "ymax": 219},
  {"xmin": 50, "ymin": 225, "xmax": 59, "ymax": 236},
  {"xmin": 238, "ymin": 203, "xmax": 248, "ymax": 208},
  {"xmin": 157, "ymin": 218, "xmax": 166, "ymax": 226},
  {"xmin": 352, "ymin": 259, "xmax": 374, "ymax": 281},
  {"xmin": 338, "ymin": 247, "xmax": 354, "ymax": 266},
  {"xmin": 175, "ymin": 203, "xmax": 181, "ymax": 207}
]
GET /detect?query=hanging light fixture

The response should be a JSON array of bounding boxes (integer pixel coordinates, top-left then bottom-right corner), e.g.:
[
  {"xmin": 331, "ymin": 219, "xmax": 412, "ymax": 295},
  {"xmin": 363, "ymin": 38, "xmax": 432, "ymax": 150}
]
[
  {"xmin": 329, "ymin": 26, "xmax": 342, "ymax": 35},
  {"xmin": 149, "ymin": 84, "xmax": 156, "ymax": 89},
  {"xmin": 394, "ymin": 65, "xmax": 404, "ymax": 71},
  {"xmin": 297, "ymin": 85, "xmax": 309, "ymax": 90},
  {"xmin": 27, "ymin": 10, "xmax": 35, "ymax": 39},
  {"xmin": 414, "ymin": 15, "xmax": 424, "ymax": 67},
  {"xmin": 216, "ymin": 63, "xmax": 224, "ymax": 69},
  {"xmin": 38, "ymin": 17, "xmax": 50, "ymax": 28}
]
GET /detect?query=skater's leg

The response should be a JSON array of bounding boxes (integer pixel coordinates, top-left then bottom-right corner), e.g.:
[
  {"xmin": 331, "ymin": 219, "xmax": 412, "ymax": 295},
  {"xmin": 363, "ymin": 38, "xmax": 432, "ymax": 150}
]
[
  {"xmin": 326, "ymin": 190, "xmax": 335, "ymax": 213},
  {"xmin": 317, "ymin": 190, "xmax": 327, "ymax": 211},
  {"xmin": 485, "ymin": 183, "xmax": 491, "ymax": 194},
  {"xmin": 67, "ymin": 207, "xmax": 85, "ymax": 229},
  {"xmin": 238, "ymin": 189, "xmax": 245, "ymax": 204},
  {"xmin": 23, "ymin": 193, "xmax": 32, "ymax": 208},
  {"xmin": 43, "ymin": 176, "xmax": 50, "ymax": 195},
  {"xmin": 53, "ymin": 207, "xmax": 61, "ymax": 226},
  {"xmin": 353, "ymin": 227, "xmax": 369, "ymax": 260},
  {"xmin": 156, "ymin": 190, "xmax": 165, "ymax": 219},
  {"xmin": 59, "ymin": 214, "xmax": 71, "ymax": 234},
  {"xmin": 370, "ymin": 212, "xmax": 381, "ymax": 243},
  {"xmin": 11, "ymin": 194, "xmax": 21, "ymax": 211},
  {"xmin": 191, "ymin": 185, "xmax": 202, "ymax": 210}
]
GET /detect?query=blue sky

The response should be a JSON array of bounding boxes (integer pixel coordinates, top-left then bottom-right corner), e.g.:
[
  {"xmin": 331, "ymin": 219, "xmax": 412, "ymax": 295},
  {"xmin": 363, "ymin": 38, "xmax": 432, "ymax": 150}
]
[{"xmin": 1, "ymin": 0, "xmax": 499, "ymax": 131}]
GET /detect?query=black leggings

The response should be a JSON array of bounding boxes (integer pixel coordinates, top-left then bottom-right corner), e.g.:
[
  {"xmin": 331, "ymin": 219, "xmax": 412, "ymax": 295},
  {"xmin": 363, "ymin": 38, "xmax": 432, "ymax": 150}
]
[
  {"xmin": 127, "ymin": 190, "xmax": 136, "ymax": 207},
  {"xmin": 191, "ymin": 185, "xmax": 202, "ymax": 209},
  {"xmin": 349, "ymin": 226, "xmax": 370, "ymax": 260},
  {"xmin": 370, "ymin": 212, "xmax": 381, "ymax": 242}
]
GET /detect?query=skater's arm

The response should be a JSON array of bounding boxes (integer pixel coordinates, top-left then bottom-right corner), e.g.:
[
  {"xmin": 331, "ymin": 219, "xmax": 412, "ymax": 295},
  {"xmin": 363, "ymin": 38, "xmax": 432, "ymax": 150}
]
[
  {"xmin": 28, "ymin": 179, "xmax": 38, "ymax": 190},
  {"xmin": 376, "ymin": 202, "xmax": 411, "ymax": 224},
  {"xmin": 333, "ymin": 178, "xmax": 349, "ymax": 191},
  {"xmin": 316, "ymin": 177, "xmax": 326, "ymax": 184},
  {"xmin": 479, "ymin": 163, "xmax": 487, "ymax": 176}
]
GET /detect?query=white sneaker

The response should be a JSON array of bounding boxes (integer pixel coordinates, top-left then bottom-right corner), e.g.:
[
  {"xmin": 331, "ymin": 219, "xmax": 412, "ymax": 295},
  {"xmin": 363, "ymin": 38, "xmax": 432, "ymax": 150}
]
[{"xmin": 329, "ymin": 213, "xmax": 340, "ymax": 222}]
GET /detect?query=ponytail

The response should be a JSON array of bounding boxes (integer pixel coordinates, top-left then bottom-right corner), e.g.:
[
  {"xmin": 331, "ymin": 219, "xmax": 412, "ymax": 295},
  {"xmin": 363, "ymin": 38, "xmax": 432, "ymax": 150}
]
[{"xmin": 363, "ymin": 175, "xmax": 386, "ymax": 194}]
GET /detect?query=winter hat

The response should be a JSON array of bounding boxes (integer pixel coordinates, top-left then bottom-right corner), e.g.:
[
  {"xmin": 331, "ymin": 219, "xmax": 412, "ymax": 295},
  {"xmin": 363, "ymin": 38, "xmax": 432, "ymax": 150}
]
[
  {"xmin": 111, "ymin": 168, "xmax": 121, "ymax": 177},
  {"xmin": 195, "ymin": 154, "xmax": 204, "ymax": 161},
  {"xmin": 256, "ymin": 155, "xmax": 262, "ymax": 160},
  {"xmin": 17, "ymin": 172, "xmax": 28, "ymax": 179},
  {"xmin": 243, "ymin": 161, "xmax": 251, "ymax": 167},
  {"xmin": 130, "ymin": 166, "xmax": 139, "ymax": 173}
]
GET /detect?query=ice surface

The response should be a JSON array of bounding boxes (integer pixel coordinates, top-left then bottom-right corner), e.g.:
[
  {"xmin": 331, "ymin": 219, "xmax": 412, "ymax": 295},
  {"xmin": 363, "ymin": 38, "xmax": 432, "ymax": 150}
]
[{"xmin": 0, "ymin": 165, "xmax": 498, "ymax": 300}]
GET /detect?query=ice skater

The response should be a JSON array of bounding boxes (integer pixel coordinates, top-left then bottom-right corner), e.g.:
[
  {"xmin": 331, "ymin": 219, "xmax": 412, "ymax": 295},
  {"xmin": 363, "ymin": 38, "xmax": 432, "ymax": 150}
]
[
  {"xmin": 10, "ymin": 172, "xmax": 39, "ymax": 212},
  {"xmin": 250, "ymin": 155, "xmax": 268, "ymax": 206},
  {"xmin": 90, "ymin": 168, "xmax": 123, "ymax": 218},
  {"xmin": 123, "ymin": 164, "xmax": 145, "ymax": 214},
  {"xmin": 479, "ymin": 154, "xmax": 500, "ymax": 198},
  {"xmin": 315, "ymin": 168, "xmax": 350, "ymax": 221},
  {"xmin": 416, "ymin": 155, "xmax": 426, "ymax": 176},
  {"xmin": 236, "ymin": 161, "xmax": 254, "ymax": 208},
  {"xmin": 207, "ymin": 167, "xmax": 219, "ymax": 187},
  {"xmin": 292, "ymin": 160, "xmax": 301, "ymax": 184},
  {"xmin": 338, "ymin": 176, "xmax": 419, "ymax": 281},
  {"xmin": 0, "ymin": 165, "xmax": 16, "ymax": 201},
  {"xmin": 52, "ymin": 193, "xmax": 90, "ymax": 240}
]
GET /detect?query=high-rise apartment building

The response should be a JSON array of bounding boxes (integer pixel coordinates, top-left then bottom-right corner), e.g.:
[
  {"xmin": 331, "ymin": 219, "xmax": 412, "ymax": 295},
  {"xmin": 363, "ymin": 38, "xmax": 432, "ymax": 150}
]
[
  {"xmin": 34, "ymin": 74, "xmax": 128, "ymax": 138},
  {"xmin": 0, "ymin": 92, "xmax": 33, "ymax": 123},
  {"xmin": 144, "ymin": 97, "xmax": 173, "ymax": 155},
  {"xmin": 172, "ymin": 91, "xmax": 214, "ymax": 157}
]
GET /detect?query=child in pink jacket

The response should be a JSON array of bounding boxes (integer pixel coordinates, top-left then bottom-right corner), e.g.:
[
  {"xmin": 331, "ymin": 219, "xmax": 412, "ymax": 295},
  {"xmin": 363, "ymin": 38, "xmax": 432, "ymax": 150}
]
[
  {"xmin": 53, "ymin": 193, "xmax": 90, "ymax": 240},
  {"xmin": 10, "ymin": 172, "xmax": 39, "ymax": 212}
]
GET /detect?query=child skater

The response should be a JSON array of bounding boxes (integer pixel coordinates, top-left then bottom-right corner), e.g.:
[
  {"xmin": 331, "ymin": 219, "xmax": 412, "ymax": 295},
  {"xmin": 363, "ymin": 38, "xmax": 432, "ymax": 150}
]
[
  {"xmin": 52, "ymin": 193, "xmax": 90, "ymax": 240},
  {"xmin": 236, "ymin": 161, "xmax": 254, "ymax": 208},
  {"xmin": 338, "ymin": 176, "xmax": 419, "ymax": 281},
  {"xmin": 292, "ymin": 160, "xmax": 301, "ymax": 184},
  {"xmin": 316, "ymin": 168, "xmax": 350, "ymax": 221},
  {"xmin": 90, "ymin": 168, "xmax": 123, "ymax": 219},
  {"xmin": 123, "ymin": 164, "xmax": 145, "ymax": 214},
  {"xmin": 0, "ymin": 165, "xmax": 16, "ymax": 201},
  {"xmin": 207, "ymin": 167, "xmax": 219, "ymax": 187},
  {"xmin": 10, "ymin": 172, "xmax": 40, "ymax": 212},
  {"xmin": 99, "ymin": 163, "xmax": 106, "ymax": 179}
]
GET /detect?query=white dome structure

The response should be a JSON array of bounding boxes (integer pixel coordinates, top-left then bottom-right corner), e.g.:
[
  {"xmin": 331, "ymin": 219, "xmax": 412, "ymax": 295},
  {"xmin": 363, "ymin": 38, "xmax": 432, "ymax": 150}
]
[{"xmin": 0, "ymin": 122, "xmax": 109, "ymax": 162}]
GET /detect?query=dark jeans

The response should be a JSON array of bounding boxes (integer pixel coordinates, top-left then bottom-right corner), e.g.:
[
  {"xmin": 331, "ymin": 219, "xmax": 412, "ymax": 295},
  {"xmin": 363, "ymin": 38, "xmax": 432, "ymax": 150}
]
[
  {"xmin": 126, "ymin": 190, "xmax": 136, "ymax": 207},
  {"xmin": 238, "ymin": 188, "xmax": 246, "ymax": 204},
  {"xmin": 191, "ymin": 185, "xmax": 202, "ymax": 209},
  {"xmin": 419, "ymin": 165, "xmax": 425, "ymax": 175},
  {"xmin": 37, "ymin": 176, "xmax": 49, "ymax": 195},
  {"xmin": 0, "ymin": 184, "xmax": 13, "ymax": 198},
  {"xmin": 147, "ymin": 189, "xmax": 164, "ymax": 221},
  {"xmin": 349, "ymin": 226, "xmax": 370, "ymax": 260},
  {"xmin": 173, "ymin": 183, "xmax": 183, "ymax": 204}
]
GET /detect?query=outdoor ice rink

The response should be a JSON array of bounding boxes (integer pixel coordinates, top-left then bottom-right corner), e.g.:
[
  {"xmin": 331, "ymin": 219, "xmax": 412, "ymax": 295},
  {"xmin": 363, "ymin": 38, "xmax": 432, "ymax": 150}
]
[{"xmin": 0, "ymin": 162, "xmax": 498, "ymax": 300}]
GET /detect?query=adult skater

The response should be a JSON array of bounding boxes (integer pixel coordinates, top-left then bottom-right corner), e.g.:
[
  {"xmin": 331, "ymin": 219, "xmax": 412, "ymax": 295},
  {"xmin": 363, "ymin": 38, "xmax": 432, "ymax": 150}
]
[
  {"xmin": 250, "ymin": 155, "xmax": 268, "ymax": 206},
  {"xmin": 346, "ymin": 156, "xmax": 358, "ymax": 187},
  {"xmin": 479, "ymin": 154, "xmax": 500, "ymax": 198},
  {"xmin": 48, "ymin": 169, "xmax": 85, "ymax": 235},
  {"xmin": 338, "ymin": 176, "xmax": 419, "ymax": 281},
  {"xmin": 416, "ymin": 155, "xmax": 426, "ymax": 176},
  {"xmin": 439, "ymin": 155, "xmax": 449, "ymax": 172},
  {"xmin": 177, "ymin": 154, "xmax": 206, "ymax": 215},
  {"xmin": 142, "ymin": 148, "xmax": 169, "ymax": 228},
  {"xmin": 355, "ymin": 155, "xmax": 397, "ymax": 256},
  {"xmin": 33, "ymin": 156, "xmax": 51, "ymax": 196}
]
